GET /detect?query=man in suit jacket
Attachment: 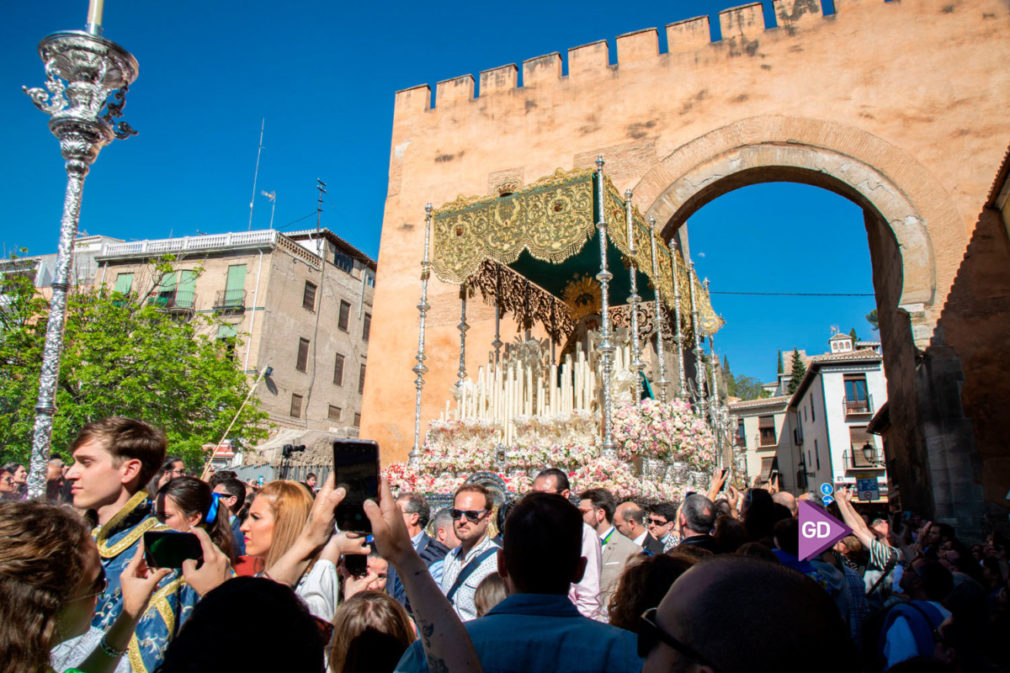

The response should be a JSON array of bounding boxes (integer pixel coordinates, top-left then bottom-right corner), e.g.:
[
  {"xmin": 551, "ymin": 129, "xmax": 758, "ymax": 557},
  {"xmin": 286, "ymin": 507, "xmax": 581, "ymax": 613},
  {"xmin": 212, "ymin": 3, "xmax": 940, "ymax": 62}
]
[
  {"xmin": 387, "ymin": 492, "xmax": 449, "ymax": 609},
  {"xmin": 580, "ymin": 488, "xmax": 642, "ymax": 618},
  {"xmin": 615, "ymin": 500, "xmax": 666, "ymax": 555}
]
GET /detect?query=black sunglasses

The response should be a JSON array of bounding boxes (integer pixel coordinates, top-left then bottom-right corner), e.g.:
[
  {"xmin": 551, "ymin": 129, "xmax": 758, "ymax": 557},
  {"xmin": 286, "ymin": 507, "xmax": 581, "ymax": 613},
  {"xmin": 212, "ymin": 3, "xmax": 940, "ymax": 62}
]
[
  {"xmin": 638, "ymin": 607, "xmax": 718, "ymax": 670},
  {"xmin": 450, "ymin": 508, "xmax": 488, "ymax": 523}
]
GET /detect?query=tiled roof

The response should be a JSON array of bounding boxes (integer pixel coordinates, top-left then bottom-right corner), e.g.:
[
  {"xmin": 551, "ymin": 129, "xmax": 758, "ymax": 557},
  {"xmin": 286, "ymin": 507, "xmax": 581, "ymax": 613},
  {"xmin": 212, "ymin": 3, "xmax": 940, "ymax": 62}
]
[
  {"xmin": 808, "ymin": 347, "xmax": 881, "ymax": 364},
  {"xmin": 729, "ymin": 395, "xmax": 790, "ymax": 410}
]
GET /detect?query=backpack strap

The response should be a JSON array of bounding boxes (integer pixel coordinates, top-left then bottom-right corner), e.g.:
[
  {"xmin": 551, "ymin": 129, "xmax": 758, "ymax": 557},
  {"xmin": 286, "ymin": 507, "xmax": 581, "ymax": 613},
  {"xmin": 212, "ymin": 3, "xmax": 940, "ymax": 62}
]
[{"xmin": 446, "ymin": 547, "xmax": 498, "ymax": 603}]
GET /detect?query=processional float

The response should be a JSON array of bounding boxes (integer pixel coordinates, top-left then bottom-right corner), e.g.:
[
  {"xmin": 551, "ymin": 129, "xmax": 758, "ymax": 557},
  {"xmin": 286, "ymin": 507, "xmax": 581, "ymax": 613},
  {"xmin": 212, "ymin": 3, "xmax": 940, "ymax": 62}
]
[{"xmin": 401, "ymin": 158, "xmax": 731, "ymax": 498}]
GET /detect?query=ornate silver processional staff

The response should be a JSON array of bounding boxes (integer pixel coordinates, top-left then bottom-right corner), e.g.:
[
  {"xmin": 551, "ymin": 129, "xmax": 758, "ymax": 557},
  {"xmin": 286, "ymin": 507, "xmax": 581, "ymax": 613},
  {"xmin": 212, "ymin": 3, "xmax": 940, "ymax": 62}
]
[{"xmin": 22, "ymin": 2, "xmax": 139, "ymax": 498}]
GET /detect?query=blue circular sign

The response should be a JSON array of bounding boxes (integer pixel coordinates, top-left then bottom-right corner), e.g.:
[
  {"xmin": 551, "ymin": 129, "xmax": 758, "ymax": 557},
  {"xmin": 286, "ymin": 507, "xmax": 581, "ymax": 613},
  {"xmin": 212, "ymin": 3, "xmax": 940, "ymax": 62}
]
[
  {"xmin": 819, "ymin": 482, "xmax": 834, "ymax": 496},
  {"xmin": 822, "ymin": 495, "xmax": 835, "ymax": 506}
]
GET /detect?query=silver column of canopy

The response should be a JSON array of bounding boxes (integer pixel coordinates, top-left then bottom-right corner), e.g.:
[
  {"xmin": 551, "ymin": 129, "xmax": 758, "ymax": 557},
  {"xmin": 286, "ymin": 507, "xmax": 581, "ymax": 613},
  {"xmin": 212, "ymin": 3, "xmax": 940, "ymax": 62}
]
[
  {"xmin": 456, "ymin": 283, "xmax": 469, "ymax": 392},
  {"xmin": 22, "ymin": 20, "xmax": 139, "ymax": 498},
  {"xmin": 594, "ymin": 157, "xmax": 617, "ymax": 456},
  {"xmin": 624, "ymin": 191, "xmax": 644, "ymax": 403},
  {"xmin": 687, "ymin": 262, "xmax": 707, "ymax": 417},
  {"xmin": 705, "ymin": 278, "xmax": 721, "ymax": 423},
  {"xmin": 667, "ymin": 242, "xmax": 687, "ymax": 398},
  {"xmin": 648, "ymin": 217, "xmax": 669, "ymax": 404},
  {"xmin": 410, "ymin": 204, "xmax": 433, "ymax": 466}
]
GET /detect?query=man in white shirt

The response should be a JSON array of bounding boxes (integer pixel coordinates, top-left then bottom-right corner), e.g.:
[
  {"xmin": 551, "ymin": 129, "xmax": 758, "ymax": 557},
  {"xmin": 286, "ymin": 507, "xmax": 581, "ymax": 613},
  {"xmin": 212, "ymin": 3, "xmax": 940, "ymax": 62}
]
[
  {"xmin": 440, "ymin": 483, "xmax": 500, "ymax": 621},
  {"xmin": 533, "ymin": 468, "xmax": 602, "ymax": 619}
]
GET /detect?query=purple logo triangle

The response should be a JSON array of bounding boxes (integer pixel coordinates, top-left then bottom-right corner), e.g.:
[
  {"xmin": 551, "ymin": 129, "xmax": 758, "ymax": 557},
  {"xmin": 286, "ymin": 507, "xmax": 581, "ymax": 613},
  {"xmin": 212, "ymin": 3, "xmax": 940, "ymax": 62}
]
[{"xmin": 798, "ymin": 500, "xmax": 852, "ymax": 560}]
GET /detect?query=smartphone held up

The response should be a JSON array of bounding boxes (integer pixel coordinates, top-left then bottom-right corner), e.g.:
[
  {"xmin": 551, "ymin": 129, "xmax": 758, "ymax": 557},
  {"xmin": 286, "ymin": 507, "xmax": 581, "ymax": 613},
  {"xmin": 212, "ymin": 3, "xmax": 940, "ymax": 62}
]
[
  {"xmin": 332, "ymin": 438, "xmax": 380, "ymax": 534},
  {"xmin": 143, "ymin": 530, "xmax": 204, "ymax": 569}
]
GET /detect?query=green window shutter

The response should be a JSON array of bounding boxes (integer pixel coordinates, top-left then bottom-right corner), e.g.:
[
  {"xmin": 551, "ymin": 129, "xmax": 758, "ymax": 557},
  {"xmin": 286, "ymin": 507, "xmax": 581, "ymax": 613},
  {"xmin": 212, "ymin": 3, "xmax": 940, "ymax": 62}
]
[
  {"xmin": 217, "ymin": 323, "xmax": 238, "ymax": 340},
  {"xmin": 156, "ymin": 271, "xmax": 178, "ymax": 292},
  {"xmin": 113, "ymin": 272, "xmax": 134, "ymax": 294},
  {"xmin": 177, "ymin": 270, "xmax": 197, "ymax": 308},
  {"xmin": 152, "ymin": 271, "xmax": 178, "ymax": 307},
  {"xmin": 225, "ymin": 265, "xmax": 246, "ymax": 304}
]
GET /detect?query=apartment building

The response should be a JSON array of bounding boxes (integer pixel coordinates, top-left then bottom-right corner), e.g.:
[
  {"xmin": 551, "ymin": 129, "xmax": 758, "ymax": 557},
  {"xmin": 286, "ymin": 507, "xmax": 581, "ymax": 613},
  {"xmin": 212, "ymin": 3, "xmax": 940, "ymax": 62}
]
[
  {"xmin": 728, "ymin": 395, "xmax": 790, "ymax": 485},
  {"xmin": 93, "ymin": 228, "xmax": 375, "ymax": 438}
]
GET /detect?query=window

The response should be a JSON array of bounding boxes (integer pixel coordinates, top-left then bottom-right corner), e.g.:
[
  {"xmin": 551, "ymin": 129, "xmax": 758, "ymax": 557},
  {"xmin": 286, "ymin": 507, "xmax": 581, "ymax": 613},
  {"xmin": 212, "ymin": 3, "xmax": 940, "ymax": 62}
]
[
  {"xmin": 296, "ymin": 338, "xmax": 310, "ymax": 372},
  {"xmin": 113, "ymin": 272, "xmax": 134, "ymax": 295},
  {"xmin": 364, "ymin": 272, "xmax": 375, "ymax": 288},
  {"xmin": 303, "ymin": 281, "xmax": 317, "ymax": 311},
  {"xmin": 333, "ymin": 353, "xmax": 345, "ymax": 386},
  {"xmin": 850, "ymin": 426, "xmax": 878, "ymax": 467},
  {"xmin": 217, "ymin": 323, "xmax": 238, "ymax": 360},
  {"xmin": 735, "ymin": 419, "xmax": 746, "ymax": 447},
  {"xmin": 358, "ymin": 363, "xmax": 366, "ymax": 394},
  {"xmin": 844, "ymin": 375, "xmax": 869, "ymax": 414},
  {"xmin": 814, "ymin": 439, "xmax": 821, "ymax": 470},
  {"xmin": 353, "ymin": 413, "xmax": 361, "ymax": 427},
  {"xmin": 177, "ymin": 270, "xmax": 197, "ymax": 309},
  {"xmin": 338, "ymin": 300, "xmax": 351, "ymax": 331},
  {"xmin": 334, "ymin": 251, "xmax": 354, "ymax": 274},
  {"xmin": 362, "ymin": 313, "xmax": 371, "ymax": 341},
  {"xmin": 328, "ymin": 405, "xmax": 342, "ymax": 421},
  {"xmin": 152, "ymin": 271, "xmax": 177, "ymax": 307},
  {"xmin": 758, "ymin": 415, "xmax": 776, "ymax": 446},
  {"xmin": 290, "ymin": 393, "xmax": 303, "ymax": 418},
  {"xmin": 810, "ymin": 398, "xmax": 816, "ymax": 422},
  {"xmin": 223, "ymin": 264, "xmax": 246, "ymax": 306}
]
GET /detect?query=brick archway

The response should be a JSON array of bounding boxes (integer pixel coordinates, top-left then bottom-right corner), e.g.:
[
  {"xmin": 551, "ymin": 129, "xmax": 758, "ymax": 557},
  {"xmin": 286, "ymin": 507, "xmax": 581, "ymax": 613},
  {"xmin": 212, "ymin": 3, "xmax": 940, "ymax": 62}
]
[{"xmin": 632, "ymin": 116, "xmax": 964, "ymax": 346}]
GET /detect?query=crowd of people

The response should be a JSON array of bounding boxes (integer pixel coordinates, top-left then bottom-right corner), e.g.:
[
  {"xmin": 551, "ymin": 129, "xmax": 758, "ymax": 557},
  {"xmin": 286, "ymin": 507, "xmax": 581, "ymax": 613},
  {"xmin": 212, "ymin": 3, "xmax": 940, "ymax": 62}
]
[{"xmin": 0, "ymin": 415, "xmax": 1007, "ymax": 673}]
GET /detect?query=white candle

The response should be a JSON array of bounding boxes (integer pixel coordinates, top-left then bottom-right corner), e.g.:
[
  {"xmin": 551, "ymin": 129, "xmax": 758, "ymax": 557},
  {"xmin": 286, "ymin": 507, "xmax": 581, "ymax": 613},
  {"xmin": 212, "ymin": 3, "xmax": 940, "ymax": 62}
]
[{"xmin": 87, "ymin": 0, "xmax": 104, "ymax": 32}]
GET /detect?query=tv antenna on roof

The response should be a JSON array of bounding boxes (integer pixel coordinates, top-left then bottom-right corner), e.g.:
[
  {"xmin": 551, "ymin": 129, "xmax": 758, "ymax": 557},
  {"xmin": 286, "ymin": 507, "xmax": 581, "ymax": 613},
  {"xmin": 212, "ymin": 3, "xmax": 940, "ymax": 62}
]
[{"xmin": 247, "ymin": 118, "xmax": 265, "ymax": 231}]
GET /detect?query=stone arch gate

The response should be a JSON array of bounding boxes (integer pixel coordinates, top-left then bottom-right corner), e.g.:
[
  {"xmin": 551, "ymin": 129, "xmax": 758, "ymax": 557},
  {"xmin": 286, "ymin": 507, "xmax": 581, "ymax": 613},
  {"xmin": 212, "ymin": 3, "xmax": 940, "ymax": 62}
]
[{"xmin": 361, "ymin": 0, "xmax": 1010, "ymax": 537}]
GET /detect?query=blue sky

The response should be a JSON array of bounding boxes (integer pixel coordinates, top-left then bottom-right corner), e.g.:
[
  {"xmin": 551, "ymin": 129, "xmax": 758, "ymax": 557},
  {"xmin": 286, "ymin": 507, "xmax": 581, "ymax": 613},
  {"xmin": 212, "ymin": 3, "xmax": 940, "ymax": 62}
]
[{"xmin": 2, "ymin": 0, "xmax": 873, "ymax": 385}]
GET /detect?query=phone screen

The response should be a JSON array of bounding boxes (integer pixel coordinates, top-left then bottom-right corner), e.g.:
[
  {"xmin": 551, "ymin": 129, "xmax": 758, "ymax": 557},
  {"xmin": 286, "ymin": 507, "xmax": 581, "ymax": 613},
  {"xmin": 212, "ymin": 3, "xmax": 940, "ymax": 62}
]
[
  {"xmin": 143, "ymin": 530, "xmax": 203, "ymax": 569},
  {"xmin": 344, "ymin": 554, "xmax": 368, "ymax": 577},
  {"xmin": 332, "ymin": 439, "xmax": 380, "ymax": 534}
]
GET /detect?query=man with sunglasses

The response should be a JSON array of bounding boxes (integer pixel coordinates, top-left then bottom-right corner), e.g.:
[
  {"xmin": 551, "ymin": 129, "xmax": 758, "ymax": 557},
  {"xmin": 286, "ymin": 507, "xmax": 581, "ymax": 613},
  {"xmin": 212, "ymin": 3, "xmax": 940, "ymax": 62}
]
[
  {"xmin": 640, "ymin": 555, "xmax": 855, "ymax": 673},
  {"xmin": 396, "ymin": 491, "xmax": 642, "ymax": 673},
  {"xmin": 439, "ymin": 483, "xmax": 500, "ymax": 621}
]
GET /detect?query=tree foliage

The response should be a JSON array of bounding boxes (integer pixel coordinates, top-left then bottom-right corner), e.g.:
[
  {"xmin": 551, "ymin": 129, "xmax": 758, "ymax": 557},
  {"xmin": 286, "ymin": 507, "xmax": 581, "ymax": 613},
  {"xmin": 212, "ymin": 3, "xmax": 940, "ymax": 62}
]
[
  {"xmin": 866, "ymin": 308, "xmax": 879, "ymax": 332},
  {"xmin": 786, "ymin": 348, "xmax": 807, "ymax": 395},
  {"xmin": 0, "ymin": 260, "xmax": 267, "ymax": 469}
]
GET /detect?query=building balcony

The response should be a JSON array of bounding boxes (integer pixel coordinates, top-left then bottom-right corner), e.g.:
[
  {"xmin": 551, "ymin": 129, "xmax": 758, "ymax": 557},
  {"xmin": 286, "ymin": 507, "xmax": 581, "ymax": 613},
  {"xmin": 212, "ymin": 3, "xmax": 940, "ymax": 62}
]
[
  {"xmin": 214, "ymin": 289, "xmax": 246, "ymax": 314},
  {"xmin": 148, "ymin": 293, "xmax": 196, "ymax": 317},
  {"xmin": 755, "ymin": 432, "xmax": 777, "ymax": 449},
  {"xmin": 842, "ymin": 447, "xmax": 885, "ymax": 472},
  {"xmin": 843, "ymin": 394, "xmax": 874, "ymax": 417}
]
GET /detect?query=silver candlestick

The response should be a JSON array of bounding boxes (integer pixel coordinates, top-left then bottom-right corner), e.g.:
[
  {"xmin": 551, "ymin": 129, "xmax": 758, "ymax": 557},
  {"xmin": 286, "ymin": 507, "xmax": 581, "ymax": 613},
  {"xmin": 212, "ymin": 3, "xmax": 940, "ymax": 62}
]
[
  {"xmin": 22, "ymin": 28, "xmax": 139, "ymax": 498},
  {"xmin": 668, "ymin": 242, "xmax": 687, "ymax": 398},
  {"xmin": 625, "ymin": 191, "xmax": 644, "ymax": 403},
  {"xmin": 648, "ymin": 217, "xmax": 669, "ymax": 404},
  {"xmin": 456, "ymin": 283, "xmax": 469, "ymax": 393},
  {"xmin": 410, "ymin": 204, "xmax": 433, "ymax": 466},
  {"xmin": 594, "ymin": 157, "xmax": 616, "ymax": 456},
  {"xmin": 688, "ymin": 262, "xmax": 707, "ymax": 417}
]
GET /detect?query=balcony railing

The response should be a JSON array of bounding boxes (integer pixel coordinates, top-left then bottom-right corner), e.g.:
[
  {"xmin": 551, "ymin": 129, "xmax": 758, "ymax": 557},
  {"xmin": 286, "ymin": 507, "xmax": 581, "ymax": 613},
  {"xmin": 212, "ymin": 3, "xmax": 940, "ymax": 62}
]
[
  {"xmin": 100, "ymin": 230, "xmax": 278, "ymax": 258},
  {"xmin": 843, "ymin": 394, "xmax": 874, "ymax": 417},
  {"xmin": 843, "ymin": 448, "xmax": 885, "ymax": 471},
  {"xmin": 214, "ymin": 289, "xmax": 246, "ymax": 314},
  {"xmin": 147, "ymin": 293, "xmax": 196, "ymax": 315}
]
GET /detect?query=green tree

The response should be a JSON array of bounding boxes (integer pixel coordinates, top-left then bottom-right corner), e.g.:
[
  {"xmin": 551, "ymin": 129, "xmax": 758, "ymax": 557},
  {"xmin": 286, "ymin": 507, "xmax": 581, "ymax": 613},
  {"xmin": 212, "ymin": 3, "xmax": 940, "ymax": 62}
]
[
  {"xmin": 849, "ymin": 327, "xmax": 858, "ymax": 341},
  {"xmin": 733, "ymin": 375, "xmax": 769, "ymax": 400},
  {"xmin": 777, "ymin": 350, "xmax": 784, "ymax": 375},
  {"xmin": 722, "ymin": 355, "xmax": 737, "ymax": 397},
  {"xmin": 0, "ymin": 260, "xmax": 267, "ymax": 469},
  {"xmin": 786, "ymin": 348, "xmax": 807, "ymax": 395},
  {"xmin": 866, "ymin": 308, "xmax": 879, "ymax": 332}
]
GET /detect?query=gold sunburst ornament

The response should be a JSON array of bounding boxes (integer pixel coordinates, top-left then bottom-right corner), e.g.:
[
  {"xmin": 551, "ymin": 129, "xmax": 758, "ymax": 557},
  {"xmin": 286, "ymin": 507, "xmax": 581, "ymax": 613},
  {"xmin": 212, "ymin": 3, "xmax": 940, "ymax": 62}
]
[{"xmin": 563, "ymin": 273, "xmax": 602, "ymax": 321}]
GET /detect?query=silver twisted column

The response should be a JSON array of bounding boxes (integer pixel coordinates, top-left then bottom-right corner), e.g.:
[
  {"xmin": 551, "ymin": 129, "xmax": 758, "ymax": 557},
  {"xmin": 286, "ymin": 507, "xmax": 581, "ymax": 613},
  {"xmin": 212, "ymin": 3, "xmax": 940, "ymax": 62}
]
[
  {"xmin": 648, "ymin": 218, "xmax": 669, "ymax": 404},
  {"xmin": 625, "ymin": 191, "xmax": 644, "ymax": 403},
  {"xmin": 22, "ymin": 29, "xmax": 139, "ymax": 498},
  {"xmin": 594, "ymin": 157, "xmax": 617, "ymax": 456},
  {"xmin": 410, "ymin": 204, "xmax": 433, "ymax": 466},
  {"xmin": 667, "ymin": 243, "xmax": 687, "ymax": 398},
  {"xmin": 456, "ymin": 283, "xmax": 469, "ymax": 392},
  {"xmin": 687, "ymin": 262, "xmax": 707, "ymax": 417}
]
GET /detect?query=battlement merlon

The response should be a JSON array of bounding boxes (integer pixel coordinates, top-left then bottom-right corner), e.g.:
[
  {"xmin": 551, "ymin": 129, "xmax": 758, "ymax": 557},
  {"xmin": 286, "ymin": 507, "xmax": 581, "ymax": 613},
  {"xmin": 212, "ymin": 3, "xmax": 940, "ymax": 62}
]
[{"xmin": 391, "ymin": 0, "xmax": 920, "ymax": 115}]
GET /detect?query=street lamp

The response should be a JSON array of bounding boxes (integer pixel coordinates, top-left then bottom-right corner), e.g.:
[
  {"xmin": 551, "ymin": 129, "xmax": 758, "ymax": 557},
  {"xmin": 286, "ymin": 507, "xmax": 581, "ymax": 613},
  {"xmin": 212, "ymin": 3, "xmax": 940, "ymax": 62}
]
[
  {"xmin": 22, "ymin": 6, "xmax": 138, "ymax": 498},
  {"xmin": 862, "ymin": 441, "xmax": 876, "ymax": 465}
]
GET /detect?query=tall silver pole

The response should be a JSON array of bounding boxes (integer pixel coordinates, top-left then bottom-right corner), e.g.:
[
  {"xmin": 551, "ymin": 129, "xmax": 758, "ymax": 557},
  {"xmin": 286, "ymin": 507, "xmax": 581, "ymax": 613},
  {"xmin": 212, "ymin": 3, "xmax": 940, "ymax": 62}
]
[
  {"xmin": 594, "ymin": 157, "xmax": 617, "ymax": 456},
  {"xmin": 625, "ymin": 191, "xmax": 644, "ymax": 403},
  {"xmin": 22, "ymin": 28, "xmax": 139, "ymax": 498},
  {"xmin": 667, "ymin": 243, "xmax": 687, "ymax": 398},
  {"xmin": 705, "ymin": 280, "xmax": 721, "ymax": 423},
  {"xmin": 456, "ymin": 283, "xmax": 469, "ymax": 392},
  {"xmin": 410, "ymin": 204, "xmax": 433, "ymax": 466},
  {"xmin": 688, "ymin": 262, "xmax": 707, "ymax": 418},
  {"xmin": 648, "ymin": 217, "xmax": 669, "ymax": 403}
]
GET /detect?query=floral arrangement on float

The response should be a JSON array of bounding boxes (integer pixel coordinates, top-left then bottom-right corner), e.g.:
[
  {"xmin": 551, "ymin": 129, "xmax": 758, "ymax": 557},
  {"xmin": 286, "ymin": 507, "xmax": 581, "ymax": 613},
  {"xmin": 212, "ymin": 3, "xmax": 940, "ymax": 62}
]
[{"xmin": 382, "ymin": 399, "xmax": 715, "ymax": 501}]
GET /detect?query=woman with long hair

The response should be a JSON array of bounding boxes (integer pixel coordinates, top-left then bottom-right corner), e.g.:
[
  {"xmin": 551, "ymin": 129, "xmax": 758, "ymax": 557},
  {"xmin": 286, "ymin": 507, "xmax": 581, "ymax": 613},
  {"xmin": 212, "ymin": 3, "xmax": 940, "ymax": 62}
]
[
  {"xmin": 241, "ymin": 480, "xmax": 340, "ymax": 621},
  {"xmin": 0, "ymin": 501, "xmax": 168, "ymax": 673},
  {"xmin": 156, "ymin": 476, "xmax": 235, "ymax": 562},
  {"xmin": 329, "ymin": 591, "xmax": 416, "ymax": 673}
]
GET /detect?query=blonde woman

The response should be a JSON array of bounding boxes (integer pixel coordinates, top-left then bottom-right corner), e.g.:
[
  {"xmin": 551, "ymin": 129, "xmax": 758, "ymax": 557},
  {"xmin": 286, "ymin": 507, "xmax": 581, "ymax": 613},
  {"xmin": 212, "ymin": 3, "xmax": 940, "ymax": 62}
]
[{"xmin": 240, "ymin": 480, "xmax": 340, "ymax": 621}]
